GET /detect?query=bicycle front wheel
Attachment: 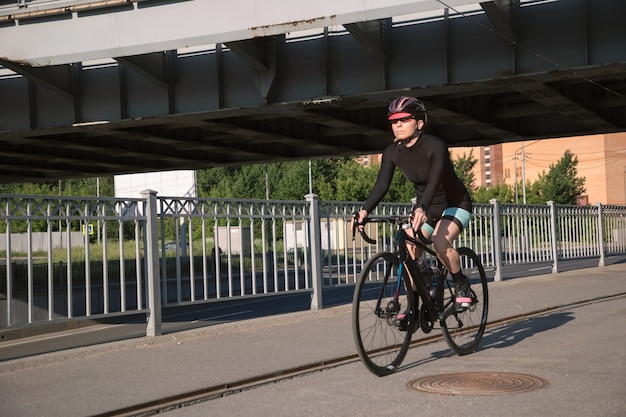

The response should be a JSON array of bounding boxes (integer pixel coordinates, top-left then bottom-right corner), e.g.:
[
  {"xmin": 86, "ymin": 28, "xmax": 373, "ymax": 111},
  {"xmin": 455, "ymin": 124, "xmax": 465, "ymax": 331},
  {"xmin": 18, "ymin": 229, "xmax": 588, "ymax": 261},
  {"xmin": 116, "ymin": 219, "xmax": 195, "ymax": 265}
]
[
  {"xmin": 352, "ymin": 252, "xmax": 414, "ymax": 376},
  {"xmin": 438, "ymin": 247, "xmax": 489, "ymax": 355}
]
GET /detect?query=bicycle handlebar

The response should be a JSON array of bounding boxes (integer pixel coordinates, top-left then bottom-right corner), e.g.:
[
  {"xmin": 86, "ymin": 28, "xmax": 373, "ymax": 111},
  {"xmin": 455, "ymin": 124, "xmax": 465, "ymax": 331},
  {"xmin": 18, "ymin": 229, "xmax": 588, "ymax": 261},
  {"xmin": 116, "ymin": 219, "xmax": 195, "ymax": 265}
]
[
  {"xmin": 352, "ymin": 213, "xmax": 377, "ymax": 244},
  {"xmin": 351, "ymin": 213, "xmax": 433, "ymax": 245}
]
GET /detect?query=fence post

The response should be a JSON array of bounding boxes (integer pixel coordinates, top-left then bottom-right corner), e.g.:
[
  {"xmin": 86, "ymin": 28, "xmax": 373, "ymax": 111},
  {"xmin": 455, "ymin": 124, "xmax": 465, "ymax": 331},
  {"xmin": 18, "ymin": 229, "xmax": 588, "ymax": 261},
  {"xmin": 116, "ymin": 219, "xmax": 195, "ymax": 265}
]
[
  {"xmin": 490, "ymin": 199, "xmax": 503, "ymax": 281},
  {"xmin": 596, "ymin": 202, "xmax": 605, "ymax": 267},
  {"xmin": 142, "ymin": 189, "xmax": 162, "ymax": 336},
  {"xmin": 306, "ymin": 193, "xmax": 323, "ymax": 310},
  {"xmin": 548, "ymin": 201, "xmax": 559, "ymax": 273}
]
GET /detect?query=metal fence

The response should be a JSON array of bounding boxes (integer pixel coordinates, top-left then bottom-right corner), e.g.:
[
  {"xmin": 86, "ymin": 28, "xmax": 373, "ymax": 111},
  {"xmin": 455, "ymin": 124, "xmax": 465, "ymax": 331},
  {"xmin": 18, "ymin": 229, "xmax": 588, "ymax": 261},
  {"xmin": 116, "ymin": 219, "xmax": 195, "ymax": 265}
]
[
  {"xmin": 156, "ymin": 196, "xmax": 313, "ymax": 306},
  {"xmin": 1, "ymin": 193, "xmax": 625, "ymax": 335},
  {"xmin": 0, "ymin": 194, "xmax": 147, "ymax": 327}
]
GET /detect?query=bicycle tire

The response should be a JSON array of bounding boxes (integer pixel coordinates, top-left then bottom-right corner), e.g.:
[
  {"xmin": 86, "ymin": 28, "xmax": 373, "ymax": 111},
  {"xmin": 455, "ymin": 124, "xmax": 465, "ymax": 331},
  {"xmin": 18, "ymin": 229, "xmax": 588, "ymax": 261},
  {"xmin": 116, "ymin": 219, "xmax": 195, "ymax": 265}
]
[
  {"xmin": 438, "ymin": 247, "xmax": 489, "ymax": 355},
  {"xmin": 352, "ymin": 252, "xmax": 415, "ymax": 376}
]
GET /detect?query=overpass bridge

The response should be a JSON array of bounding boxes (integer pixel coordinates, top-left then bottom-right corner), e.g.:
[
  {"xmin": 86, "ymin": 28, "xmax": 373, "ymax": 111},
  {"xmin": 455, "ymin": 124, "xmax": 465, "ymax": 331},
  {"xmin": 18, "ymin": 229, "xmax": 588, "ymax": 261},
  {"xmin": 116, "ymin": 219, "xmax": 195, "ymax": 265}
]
[{"xmin": 0, "ymin": 0, "xmax": 624, "ymax": 184}]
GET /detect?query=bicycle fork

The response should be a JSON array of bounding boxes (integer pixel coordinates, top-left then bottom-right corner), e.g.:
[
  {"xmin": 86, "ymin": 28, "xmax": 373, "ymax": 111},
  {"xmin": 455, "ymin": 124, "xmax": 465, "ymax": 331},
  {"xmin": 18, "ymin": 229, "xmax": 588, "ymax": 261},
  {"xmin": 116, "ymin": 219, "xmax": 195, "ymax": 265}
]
[{"xmin": 373, "ymin": 262, "xmax": 403, "ymax": 324}]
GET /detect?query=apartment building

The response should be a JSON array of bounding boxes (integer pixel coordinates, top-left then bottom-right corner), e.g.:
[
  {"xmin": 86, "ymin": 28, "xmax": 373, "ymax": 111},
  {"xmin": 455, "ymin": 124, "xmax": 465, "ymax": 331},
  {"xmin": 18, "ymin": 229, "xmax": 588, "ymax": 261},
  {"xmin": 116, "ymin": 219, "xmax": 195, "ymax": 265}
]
[{"xmin": 450, "ymin": 132, "xmax": 626, "ymax": 205}]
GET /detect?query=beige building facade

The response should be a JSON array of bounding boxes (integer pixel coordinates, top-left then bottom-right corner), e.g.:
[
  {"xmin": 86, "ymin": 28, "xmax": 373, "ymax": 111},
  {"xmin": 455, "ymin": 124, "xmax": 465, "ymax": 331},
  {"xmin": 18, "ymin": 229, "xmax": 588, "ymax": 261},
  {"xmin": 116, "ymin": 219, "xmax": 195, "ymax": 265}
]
[{"xmin": 451, "ymin": 132, "xmax": 626, "ymax": 205}]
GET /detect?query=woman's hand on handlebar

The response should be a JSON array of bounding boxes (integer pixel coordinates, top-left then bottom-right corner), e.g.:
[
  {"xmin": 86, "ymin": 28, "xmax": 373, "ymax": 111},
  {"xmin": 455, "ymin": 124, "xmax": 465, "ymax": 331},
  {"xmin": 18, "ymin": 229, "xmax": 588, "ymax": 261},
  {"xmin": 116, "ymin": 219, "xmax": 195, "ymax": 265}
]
[
  {"xmin": 411, "ymin": 206, "xmax": 427, "ymax": 231},
  {"xmin": 352, "ymin": 210, "xmax": 377, "ymax": 244},
  {"xmin": 409, "ymin": 208, "xmax": 434, "ymax": 245},
  {"xmin": 353, "ymin": 209, "xmax": 368, "ymax": 232}
]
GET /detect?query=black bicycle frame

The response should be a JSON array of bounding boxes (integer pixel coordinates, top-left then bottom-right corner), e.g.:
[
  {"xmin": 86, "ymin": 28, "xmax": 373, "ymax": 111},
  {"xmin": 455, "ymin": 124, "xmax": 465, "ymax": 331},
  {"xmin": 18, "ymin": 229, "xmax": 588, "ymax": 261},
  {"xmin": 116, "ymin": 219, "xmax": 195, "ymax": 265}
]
[
  {"xmin": 394, "ymin": 227, "xmax": 439, "ymax": 324},
  {"xmin": 353, "ymin": 214, "xmax": 456, "ymax": 323}
]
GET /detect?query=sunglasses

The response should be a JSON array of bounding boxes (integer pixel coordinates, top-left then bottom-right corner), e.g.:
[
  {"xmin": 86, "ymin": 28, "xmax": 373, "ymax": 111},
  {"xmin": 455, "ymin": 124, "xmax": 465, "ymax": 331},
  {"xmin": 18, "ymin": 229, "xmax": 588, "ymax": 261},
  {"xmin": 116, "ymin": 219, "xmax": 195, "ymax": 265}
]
[{"xmin": 389, "ymin": 116, "xmax": 415, "ymax": 125}]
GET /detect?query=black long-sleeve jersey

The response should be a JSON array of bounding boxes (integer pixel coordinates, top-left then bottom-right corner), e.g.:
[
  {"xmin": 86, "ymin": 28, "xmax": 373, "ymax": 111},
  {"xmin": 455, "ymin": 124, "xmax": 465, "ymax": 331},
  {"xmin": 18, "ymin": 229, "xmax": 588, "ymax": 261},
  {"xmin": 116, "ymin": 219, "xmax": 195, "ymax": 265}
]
[{"xmin": 362, "ymin": 134, "xmax": 472, "ymax": 221}]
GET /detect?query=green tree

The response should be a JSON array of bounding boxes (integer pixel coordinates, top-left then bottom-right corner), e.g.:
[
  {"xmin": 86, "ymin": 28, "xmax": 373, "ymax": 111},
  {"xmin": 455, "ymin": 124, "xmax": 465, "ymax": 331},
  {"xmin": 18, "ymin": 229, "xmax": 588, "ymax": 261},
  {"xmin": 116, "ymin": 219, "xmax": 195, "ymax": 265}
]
[
  {"xmin": 473, "ymin": 183, "xmax": 515, "ymax": 204},
  {"xmin": 310, "ymin": 159, "xmax": 348, "ymax": 200},
  {"xmin": 452, "ymin": 150, "xmax": 478, "ymax": 198},
  {"xmin": 523, "ymin": 179, "xmax": 544, "ymax": 205},
  {"xmin": 532, "ymin": 150, "xmax": 586, "ymax": 205},
  {"xmin": 197, "ymin": 159, "xmax": 346, "ymax": 200},
  {"xmin": 198, "ymin": 165, "xmax": 268, "ymax": 199},
  {"xmin": 197, "ymin": 167, "xmax": 239, "ymax": 197},
  {"xmin": 272, "ymin": 162, "xmax": 310, "ymax": 200},
  {"xmin": 0, "ymin": 177, "xmax": 114, "ymax": 197},
  {"xmin": 196, "ymin": 157, "xmax": 432, "ymax": 205},
  {"xmin": 334, "ymin": 160, "xmax": 377, "ymax": 201}
]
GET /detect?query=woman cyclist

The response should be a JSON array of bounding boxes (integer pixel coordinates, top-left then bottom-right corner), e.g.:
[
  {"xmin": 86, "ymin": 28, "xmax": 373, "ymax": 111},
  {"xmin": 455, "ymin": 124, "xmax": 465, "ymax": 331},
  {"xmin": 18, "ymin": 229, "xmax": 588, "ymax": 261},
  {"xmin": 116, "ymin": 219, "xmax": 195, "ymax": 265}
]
[{"xmin": 354, "ymin": 96, "xmax": 473, "ymax": 320}]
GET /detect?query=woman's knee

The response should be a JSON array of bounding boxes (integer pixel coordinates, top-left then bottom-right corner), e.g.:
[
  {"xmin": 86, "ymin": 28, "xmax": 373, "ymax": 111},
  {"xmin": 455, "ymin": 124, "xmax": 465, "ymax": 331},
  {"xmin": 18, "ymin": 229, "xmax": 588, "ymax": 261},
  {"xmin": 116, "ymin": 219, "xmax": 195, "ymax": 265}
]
[{"xmin": 431, "ymin": 233, "xmax": 450, "ymax": 254}]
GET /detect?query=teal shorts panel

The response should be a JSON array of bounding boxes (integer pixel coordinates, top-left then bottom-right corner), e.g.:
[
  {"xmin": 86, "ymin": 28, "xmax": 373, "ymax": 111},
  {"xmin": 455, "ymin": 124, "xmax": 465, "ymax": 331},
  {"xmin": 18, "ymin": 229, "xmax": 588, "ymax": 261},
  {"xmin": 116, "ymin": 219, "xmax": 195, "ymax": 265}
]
[{"xmin": 441, "ymin": 207, "xmax": 472, "ymax": 229}]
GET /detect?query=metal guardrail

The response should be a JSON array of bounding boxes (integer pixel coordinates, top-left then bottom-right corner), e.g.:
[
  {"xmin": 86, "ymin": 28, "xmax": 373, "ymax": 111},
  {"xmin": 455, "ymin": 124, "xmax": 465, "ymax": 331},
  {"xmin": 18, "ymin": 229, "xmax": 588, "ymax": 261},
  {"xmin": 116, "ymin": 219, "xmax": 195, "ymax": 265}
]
[{"xmin": 1, "ymin": 193, "xmax": 625, "ymax": 334}]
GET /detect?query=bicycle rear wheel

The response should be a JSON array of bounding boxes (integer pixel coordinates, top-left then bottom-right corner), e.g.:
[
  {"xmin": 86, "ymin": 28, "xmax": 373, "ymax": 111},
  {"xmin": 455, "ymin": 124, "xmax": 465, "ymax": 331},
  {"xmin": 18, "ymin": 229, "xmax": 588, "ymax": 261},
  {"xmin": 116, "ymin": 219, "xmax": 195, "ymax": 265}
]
[
  {"xmin": 438, "ymin": 247, "xmax": 489, "ymax": 355},
  {"xmin": 352, "ymin": 252, "xmax": 415, "ymax": 376}
]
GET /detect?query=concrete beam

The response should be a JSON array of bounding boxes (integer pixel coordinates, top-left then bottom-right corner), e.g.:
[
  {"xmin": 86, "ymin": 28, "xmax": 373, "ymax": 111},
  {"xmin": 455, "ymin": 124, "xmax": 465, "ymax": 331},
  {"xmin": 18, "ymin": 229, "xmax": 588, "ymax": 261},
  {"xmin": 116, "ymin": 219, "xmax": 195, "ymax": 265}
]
[{"xmin": 0, "ymin": 0, "xmax": 479, "ymax": 66}]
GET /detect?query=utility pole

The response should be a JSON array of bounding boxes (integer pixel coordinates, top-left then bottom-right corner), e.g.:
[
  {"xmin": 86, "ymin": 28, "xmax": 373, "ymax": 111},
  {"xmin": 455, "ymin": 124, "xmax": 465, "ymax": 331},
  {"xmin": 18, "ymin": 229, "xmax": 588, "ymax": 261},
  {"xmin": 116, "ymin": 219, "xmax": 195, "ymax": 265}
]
[{"xmin": 514, "ymin": 144, "xmax": 527, "ymax": 204}]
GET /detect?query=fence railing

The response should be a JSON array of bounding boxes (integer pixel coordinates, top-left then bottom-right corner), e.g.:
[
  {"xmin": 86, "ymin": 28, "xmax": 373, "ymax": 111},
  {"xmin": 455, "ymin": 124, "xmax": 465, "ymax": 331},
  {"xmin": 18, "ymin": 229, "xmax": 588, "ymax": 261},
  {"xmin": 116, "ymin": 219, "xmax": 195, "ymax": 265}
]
[
  {"xmin": 1, "ymin": 193, "xmax": 625, "ymax": 335},
  {"xmin": 0, "ymin": 194, "xmax": 148, "ymax": 328},
  {"xmin": 156, "ymin": 196, "xmax": 312, "ymax": 306}
]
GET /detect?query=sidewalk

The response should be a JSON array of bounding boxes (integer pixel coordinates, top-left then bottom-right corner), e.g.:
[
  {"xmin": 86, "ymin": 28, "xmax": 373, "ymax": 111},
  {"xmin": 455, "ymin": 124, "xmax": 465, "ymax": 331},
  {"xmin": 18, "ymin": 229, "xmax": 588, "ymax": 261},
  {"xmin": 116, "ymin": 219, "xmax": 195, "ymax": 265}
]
[{"xmin": 1, "ymin": 262, "xmax": 626, "ymax": 417}]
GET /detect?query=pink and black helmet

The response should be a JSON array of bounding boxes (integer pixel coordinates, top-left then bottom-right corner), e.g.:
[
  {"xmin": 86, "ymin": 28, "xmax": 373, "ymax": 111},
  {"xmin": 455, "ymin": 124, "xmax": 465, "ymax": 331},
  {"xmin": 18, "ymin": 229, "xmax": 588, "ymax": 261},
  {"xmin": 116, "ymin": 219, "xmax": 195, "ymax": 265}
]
[{"xmin": 387, "ymin": 96, "xmax": 427, "ymax": 124}]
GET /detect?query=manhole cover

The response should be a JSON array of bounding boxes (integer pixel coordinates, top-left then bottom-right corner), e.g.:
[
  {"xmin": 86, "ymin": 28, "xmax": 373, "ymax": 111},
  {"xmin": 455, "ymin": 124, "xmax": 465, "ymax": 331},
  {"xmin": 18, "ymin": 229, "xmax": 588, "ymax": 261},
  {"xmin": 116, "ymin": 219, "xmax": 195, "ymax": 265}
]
[{"xmin": 408, "ymin": 372, "xmax": 549, "ymax": 396}]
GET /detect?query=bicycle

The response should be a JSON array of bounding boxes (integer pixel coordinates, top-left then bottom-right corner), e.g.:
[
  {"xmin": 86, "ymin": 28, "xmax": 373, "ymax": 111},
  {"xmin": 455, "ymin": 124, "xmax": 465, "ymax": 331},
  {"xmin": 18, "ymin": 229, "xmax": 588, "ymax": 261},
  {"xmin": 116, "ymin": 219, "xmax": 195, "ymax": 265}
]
[{"xmin": 351, "ymin": 214, "xmax": 489, "ymax": 376}]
